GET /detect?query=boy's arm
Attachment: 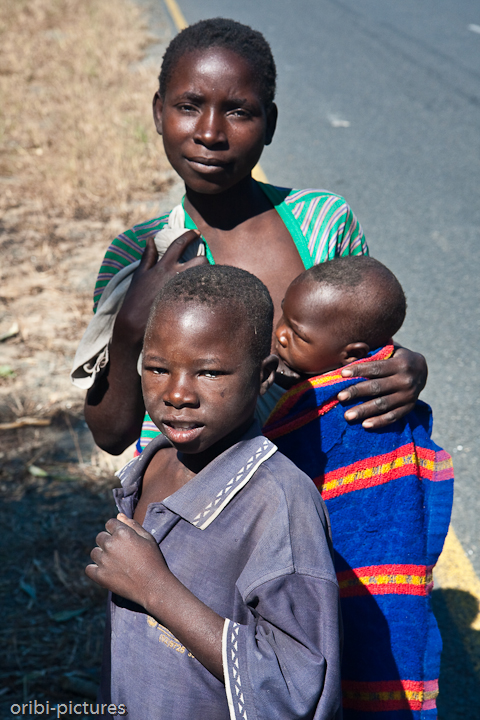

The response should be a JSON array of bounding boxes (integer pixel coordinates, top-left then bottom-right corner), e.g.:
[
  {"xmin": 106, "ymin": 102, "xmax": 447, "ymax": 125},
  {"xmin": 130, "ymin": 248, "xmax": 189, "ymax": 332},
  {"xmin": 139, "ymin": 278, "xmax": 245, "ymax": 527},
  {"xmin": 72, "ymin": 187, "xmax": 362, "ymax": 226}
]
[
  {"xmin": 85, "ymin": 514, "xmax": 224, "ymax": 680},
  {"xmin": 84, "ymin": 232, "xmax": 207, "ymax": 454}
]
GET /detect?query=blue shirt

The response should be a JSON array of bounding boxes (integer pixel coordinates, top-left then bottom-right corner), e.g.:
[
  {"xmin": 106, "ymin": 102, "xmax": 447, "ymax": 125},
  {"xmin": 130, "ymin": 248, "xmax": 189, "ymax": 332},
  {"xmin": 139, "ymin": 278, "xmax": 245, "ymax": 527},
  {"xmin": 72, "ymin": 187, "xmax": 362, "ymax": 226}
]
[{"xmin": 100, "ymin": 422, "xmax": 342, "ymax": 720}]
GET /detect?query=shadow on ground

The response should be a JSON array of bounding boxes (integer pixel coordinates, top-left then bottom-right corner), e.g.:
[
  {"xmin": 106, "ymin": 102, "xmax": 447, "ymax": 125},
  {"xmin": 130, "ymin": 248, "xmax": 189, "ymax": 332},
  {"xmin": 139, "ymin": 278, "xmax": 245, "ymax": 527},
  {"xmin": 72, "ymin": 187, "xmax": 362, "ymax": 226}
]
[
  {"xmin": 432, "ymin": 587, "xmax": 480, "ymax": 719},
  {"xmin": 0, "ymin": 414, "xmax": 119, "ymax": 718}
]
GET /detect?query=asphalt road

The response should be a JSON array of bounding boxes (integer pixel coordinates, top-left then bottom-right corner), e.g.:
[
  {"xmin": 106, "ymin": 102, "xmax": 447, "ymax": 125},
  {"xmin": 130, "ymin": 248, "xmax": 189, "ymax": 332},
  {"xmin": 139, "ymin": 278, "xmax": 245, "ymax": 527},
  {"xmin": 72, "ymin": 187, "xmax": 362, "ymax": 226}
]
[{"xmin": 152, "ymin": 0, "xmax": 480, "ymax": 576}]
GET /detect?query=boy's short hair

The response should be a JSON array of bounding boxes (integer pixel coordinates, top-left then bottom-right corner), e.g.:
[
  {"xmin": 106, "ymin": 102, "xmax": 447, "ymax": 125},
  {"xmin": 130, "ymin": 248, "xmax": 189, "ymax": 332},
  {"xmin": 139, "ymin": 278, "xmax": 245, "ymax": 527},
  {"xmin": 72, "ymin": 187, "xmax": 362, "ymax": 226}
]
[
  {"xmin": 159, "ymin": 18, "xmax": 277, "ymax": 107},
  {"xmin": 146, "ymin": 265, "xmax": 273, "ymax": 366},
  {"xmin": 297, "ymin": 256, "xmax": 407, "ymax": 347}
]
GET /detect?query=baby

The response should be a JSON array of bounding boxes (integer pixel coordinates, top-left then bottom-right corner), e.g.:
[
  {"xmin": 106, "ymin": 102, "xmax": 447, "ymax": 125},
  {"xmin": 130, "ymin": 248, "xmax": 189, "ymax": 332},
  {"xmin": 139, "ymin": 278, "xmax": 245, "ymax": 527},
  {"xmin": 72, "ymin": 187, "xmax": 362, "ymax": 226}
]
[{"xmin": 264, "ymin": 256, "xmax": 454, "ymax": 718}]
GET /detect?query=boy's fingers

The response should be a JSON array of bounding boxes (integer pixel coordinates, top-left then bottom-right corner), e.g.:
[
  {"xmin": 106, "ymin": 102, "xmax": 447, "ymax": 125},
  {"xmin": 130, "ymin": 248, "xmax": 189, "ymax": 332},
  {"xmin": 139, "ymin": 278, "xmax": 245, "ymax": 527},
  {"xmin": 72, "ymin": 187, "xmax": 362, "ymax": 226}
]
[{"xmin": 116, "ymin": 513, "xmax": 153, "ymax": 540}]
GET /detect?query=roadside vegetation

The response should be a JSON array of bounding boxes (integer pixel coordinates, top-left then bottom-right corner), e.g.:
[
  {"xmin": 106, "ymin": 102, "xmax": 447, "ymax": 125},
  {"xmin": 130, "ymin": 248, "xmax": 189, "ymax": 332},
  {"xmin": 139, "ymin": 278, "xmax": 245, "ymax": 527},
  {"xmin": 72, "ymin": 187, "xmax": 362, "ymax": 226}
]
[{"xmin": 0, "ymin": 0, "xmax": 176, "ymax": 711}]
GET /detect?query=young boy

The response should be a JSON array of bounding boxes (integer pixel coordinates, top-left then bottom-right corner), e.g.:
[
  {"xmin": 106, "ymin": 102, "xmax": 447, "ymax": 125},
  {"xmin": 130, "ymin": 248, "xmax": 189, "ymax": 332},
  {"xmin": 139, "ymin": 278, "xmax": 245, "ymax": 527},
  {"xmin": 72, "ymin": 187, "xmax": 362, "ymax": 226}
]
[
  {"xmin": 76, "ymin": 18, "xmax": 427, "ymax": 456},
  {"xmin": 87, "ymin": 265, "xmax": 342, "ymax": 720},
  {"xmin": 263, "ymin": 257, "xmax": 454, "ymax": 719}
]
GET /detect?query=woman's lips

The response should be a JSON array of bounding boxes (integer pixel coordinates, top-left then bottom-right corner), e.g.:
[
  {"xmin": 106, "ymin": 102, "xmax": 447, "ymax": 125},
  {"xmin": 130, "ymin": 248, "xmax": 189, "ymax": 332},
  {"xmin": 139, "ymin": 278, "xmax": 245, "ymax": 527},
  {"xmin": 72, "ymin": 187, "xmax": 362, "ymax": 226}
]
[{"xmin": 186, "ymin": 157, "xmax": 230, "ymax": 173}]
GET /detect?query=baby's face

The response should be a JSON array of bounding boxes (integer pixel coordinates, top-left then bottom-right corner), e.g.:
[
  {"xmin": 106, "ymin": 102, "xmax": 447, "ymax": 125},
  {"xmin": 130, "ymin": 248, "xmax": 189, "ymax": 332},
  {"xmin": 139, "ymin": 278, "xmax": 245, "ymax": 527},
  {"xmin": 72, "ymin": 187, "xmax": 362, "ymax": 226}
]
[{"xmin": 275, "ymin": 281, "xmax": 346, "ymax": 379}]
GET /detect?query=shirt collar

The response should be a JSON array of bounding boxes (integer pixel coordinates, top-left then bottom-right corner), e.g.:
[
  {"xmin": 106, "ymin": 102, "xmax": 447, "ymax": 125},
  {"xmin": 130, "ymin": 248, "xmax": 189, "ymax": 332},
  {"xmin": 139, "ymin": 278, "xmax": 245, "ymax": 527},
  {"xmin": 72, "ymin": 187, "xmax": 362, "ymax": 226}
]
[{"xmin": 116, "ymin": 421, "xmax": 277, "ymax": 530}]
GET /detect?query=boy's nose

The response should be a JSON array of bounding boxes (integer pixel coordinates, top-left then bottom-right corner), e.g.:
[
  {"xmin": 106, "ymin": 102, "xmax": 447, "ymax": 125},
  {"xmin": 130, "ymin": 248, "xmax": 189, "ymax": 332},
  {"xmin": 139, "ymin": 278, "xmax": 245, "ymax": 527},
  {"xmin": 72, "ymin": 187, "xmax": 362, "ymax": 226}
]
[
  {"xmin": 194, "ymin": 109, "xmax": 227, "ymax": 147},
  {"xmin": 163, "ymin": 376, "xmax": 199, "ymax": 409}
]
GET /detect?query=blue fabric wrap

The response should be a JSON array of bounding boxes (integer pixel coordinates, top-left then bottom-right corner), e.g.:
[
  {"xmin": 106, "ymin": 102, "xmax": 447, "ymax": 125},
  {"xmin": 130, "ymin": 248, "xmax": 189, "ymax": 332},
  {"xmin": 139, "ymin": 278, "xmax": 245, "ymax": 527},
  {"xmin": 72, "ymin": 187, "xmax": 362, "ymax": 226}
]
[{"xmin": 263, "ymin": 346, "xmax": 454, "ymax": 718}]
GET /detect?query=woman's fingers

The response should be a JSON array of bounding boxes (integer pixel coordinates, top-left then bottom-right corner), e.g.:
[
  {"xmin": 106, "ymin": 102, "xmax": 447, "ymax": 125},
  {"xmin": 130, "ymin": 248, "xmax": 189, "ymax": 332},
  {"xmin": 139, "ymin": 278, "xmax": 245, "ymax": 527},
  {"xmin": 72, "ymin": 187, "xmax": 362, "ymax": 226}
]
[
  {"xmin": 160, "ymin": 229, "xmax": 201, "ymax": 267},
  {"xmin": 137, "ymin": 236, "xmax": 159, "ymax": 272}
]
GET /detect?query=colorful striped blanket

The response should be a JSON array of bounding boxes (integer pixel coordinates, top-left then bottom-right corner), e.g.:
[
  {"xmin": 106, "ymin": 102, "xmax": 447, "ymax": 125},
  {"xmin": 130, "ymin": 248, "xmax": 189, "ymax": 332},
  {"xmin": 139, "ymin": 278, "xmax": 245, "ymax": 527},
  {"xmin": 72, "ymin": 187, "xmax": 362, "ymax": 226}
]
[{"xmin": 263, "ymin": 345, "xmax": 454, "ymax": 718}]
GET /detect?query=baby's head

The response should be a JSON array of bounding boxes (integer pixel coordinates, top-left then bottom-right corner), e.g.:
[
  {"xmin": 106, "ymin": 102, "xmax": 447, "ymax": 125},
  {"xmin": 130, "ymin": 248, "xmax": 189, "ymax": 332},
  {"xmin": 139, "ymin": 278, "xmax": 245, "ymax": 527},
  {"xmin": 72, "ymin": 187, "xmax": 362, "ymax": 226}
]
[
  {"xmin": 142, "ymin": 265, "xmax": 276, "ymax": 457},
  {"xmin": 275, "ymin": 257, "xmax": 406, "ymax": 382},
  {"xmin": 153, "ymin": 18, "xmax": 278, "ymax": 194}
]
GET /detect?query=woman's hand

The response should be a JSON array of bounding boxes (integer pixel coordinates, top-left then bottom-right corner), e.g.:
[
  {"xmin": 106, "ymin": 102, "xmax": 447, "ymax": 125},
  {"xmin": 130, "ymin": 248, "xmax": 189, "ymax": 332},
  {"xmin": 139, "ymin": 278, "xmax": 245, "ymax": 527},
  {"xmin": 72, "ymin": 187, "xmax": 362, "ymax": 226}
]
[
  {"xmin": 115, "ymin": 230, "xmax": 208, "ymax": 346},
  {"xmin": 337, "ymin": 347, "xmax": 428, "ymax": 429},
  {"xmin": 86, "ymin": 514, "xmax": 168, "ymax": 607}
]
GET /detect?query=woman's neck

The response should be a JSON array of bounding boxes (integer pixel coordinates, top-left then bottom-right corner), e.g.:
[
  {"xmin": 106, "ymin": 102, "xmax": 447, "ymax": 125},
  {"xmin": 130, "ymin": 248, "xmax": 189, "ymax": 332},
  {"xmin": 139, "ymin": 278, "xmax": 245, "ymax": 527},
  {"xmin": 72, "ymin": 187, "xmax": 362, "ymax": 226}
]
[{"xmin": 184, "ymin": 175, "xmax": 272, "ymax": 231}]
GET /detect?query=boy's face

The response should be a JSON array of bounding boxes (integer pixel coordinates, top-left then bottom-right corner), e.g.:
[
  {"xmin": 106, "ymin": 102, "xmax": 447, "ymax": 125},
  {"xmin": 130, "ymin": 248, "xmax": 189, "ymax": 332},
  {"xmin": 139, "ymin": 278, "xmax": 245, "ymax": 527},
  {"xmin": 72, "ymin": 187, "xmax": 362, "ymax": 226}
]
[
  {"xmin": 153, "ymin": 47, "xmax": 276, "ymax": 195},
  {"xmin": 142, "ymin": 302, "xmax": 269, "ymax": 458},
  {"xmin": 275, "ymin": 281, "xmax": 347, "ymax": 378}
]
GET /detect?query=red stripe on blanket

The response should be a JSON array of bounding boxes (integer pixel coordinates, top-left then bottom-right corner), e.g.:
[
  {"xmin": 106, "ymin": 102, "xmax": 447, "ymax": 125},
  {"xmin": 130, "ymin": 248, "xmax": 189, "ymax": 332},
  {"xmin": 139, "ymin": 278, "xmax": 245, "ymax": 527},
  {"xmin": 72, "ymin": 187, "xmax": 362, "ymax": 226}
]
[
  {"xmin": 264, "ymin": 345, "xmax": 394, "ymax": 428},
  {"xmin": 313, "ymin": 443, "xmax": 452, "ymax": 500},
  {"xmin": 264, "ymin": 399, "xmax": 338, "ymax": 440},
  {"xmin": 315, "ymin": 443, "xmax": 417, "ymax": 498},
  {"xmin": 342, "ymin": 678, "xmax": 438, "ymax": 712},
  {"xmin": 337, "ymin": 564, "xmax": 434, "ymax": 597}
]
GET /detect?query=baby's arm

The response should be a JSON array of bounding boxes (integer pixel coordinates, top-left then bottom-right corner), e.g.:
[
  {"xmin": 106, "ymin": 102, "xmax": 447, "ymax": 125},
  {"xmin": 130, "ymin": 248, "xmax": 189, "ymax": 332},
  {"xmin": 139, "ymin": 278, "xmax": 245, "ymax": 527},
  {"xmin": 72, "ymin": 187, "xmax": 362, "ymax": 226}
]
[
  {"xmin": 84, "ymin": 232, "xmax": 206, "ymax": 454},
  {"xmin": 85, "ymin": 514, "xmax": 224, "ymax": 680}
]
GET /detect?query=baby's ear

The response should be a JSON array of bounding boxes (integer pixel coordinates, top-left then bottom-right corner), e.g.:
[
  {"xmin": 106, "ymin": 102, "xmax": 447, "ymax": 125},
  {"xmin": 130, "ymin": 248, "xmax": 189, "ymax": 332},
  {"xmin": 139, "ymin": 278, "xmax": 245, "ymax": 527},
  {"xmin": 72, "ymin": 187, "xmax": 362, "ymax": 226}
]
[
  {"xmin": 340, "ymin": 342, "xmax": 370, "ymax": 366},
  {"xmin": 152, "ymin": 92, "xmax": 163, "ymax": 135},
  {"xmin": 259, "ymin": 354, "xmax": 278, "ymax": 395}
]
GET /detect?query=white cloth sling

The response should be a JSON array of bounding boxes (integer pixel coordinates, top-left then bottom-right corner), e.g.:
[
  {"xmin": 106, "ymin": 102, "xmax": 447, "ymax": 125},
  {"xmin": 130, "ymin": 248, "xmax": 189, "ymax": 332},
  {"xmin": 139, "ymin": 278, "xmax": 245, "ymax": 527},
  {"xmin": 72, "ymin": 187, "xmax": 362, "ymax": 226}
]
[{"xmin": 70, "ymin": 205, "xmax": 204, "ymax": 389}]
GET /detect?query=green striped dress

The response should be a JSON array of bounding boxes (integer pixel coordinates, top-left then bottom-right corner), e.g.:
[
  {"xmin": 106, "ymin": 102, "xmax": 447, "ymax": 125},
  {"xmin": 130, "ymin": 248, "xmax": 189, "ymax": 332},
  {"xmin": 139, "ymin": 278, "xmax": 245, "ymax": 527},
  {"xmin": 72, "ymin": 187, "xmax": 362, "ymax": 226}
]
[{"xmin": 92, "ymin": 182, "xmax": 368, "ymax": 452}]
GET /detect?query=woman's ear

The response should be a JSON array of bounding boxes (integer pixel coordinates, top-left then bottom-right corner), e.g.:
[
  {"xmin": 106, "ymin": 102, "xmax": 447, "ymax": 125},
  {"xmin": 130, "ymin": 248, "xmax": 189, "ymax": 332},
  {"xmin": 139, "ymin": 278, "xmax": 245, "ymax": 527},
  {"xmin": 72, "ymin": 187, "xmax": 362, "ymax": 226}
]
[
  {"xmin": 152, "ymin": 91, "xmax": 163, "ymax": 135},
  {"xmin": 259, "ymin": 354, "xmax": 279, "ymax": 396},
  {"xmin": 340, "ymin": 342, "xmax": 370, "ymax": 366},
  {"xmin": 265, "ymin": 103, "xmax": 278, "ymax": 146}
]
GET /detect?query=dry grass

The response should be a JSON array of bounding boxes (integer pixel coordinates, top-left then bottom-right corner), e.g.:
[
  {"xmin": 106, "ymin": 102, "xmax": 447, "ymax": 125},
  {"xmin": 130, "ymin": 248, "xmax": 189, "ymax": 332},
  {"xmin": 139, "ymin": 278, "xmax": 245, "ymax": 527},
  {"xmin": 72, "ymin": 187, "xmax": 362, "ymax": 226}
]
[
  {"xmin": 0, "ymin": 0, "xmax": 180, "ymax": 419},
  {"xmin": 0, "ymin": 0, "xmax": 171, "ymax": 217},
  {"xmin": 0, "ymin": 0, "xmax": 179, "ymax": 710}
]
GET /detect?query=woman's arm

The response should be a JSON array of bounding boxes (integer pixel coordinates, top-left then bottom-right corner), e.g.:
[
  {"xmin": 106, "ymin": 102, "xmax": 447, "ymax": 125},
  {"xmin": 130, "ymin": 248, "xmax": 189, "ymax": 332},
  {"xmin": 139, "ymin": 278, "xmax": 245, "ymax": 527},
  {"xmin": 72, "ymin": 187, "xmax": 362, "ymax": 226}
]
[
  {"xmin": 84, "ymin": 232, "xmax": 207, "ymax": 454},
  {"xmin": 338, "ymin": 346, "xmax": 428, "ymax": 429}
]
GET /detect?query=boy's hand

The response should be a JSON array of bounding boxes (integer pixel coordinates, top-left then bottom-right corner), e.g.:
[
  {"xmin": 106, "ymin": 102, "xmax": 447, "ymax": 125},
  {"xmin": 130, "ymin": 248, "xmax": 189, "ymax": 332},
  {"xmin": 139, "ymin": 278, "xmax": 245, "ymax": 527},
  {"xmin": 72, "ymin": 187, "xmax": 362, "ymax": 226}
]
[
  {"xmin": 115, "ymin": 230, "xmax": 208, "ymax": 345},
  {"xmin": 337, "ymin": 347, "xmax": 427, "ymax": 429},
  {"xmin": 86, "ymin": 513, "xmax": 168, "ymax": 607}
]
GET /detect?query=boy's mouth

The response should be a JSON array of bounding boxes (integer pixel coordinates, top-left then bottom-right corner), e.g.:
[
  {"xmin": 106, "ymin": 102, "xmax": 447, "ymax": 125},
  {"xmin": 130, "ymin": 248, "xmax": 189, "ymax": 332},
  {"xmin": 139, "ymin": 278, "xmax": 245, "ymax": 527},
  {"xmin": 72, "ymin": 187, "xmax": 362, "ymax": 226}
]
[{"xmin": 161, "ymin": 419, "xmax": 204, "ymax": 444}]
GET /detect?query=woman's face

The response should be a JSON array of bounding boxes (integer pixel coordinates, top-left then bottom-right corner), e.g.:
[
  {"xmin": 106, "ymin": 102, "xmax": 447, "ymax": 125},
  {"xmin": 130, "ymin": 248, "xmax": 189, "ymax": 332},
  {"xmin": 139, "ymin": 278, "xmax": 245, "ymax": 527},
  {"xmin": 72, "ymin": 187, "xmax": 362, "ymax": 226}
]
[{"xmin": 153, "ymin": 47, "xmax": 276, "ymax": 194}]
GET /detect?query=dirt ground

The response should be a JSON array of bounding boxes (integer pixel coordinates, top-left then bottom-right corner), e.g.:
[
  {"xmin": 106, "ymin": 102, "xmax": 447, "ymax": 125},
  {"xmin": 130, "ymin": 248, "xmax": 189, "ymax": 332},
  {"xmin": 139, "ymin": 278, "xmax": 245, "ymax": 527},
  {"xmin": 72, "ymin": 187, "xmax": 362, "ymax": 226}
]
[{"xmin": 0, "ymin": 0, "xmax": 180, "ymax": 715}]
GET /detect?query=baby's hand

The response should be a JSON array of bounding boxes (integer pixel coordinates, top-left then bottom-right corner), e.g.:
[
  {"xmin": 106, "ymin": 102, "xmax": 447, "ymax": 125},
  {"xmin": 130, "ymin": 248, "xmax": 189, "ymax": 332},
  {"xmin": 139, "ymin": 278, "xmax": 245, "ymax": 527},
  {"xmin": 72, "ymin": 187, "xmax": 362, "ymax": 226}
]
[{"xmin": 85, "ymin": 514, "xmax": 168, "ymax": 607}]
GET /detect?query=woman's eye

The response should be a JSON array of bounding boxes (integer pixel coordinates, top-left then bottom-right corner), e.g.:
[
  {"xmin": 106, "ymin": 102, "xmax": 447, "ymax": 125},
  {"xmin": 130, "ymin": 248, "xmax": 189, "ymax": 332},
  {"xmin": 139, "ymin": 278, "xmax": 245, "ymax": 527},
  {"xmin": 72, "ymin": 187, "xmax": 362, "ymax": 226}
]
[
  {"xmin": 229, "ymin": 108, "xmax": 250, "ymax": 118},
  {"xmin": 151, "ymin": 367, "xmax": 168, "ymax": 375}
]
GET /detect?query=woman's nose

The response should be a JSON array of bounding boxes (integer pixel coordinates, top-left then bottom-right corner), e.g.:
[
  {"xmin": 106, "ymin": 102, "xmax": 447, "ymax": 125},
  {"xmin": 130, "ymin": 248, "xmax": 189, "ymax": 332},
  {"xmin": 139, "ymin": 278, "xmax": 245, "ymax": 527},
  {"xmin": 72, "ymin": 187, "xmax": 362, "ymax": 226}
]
[{"xmin": 194, "ymin": 108, "xmax": 227, "ymax": 147}]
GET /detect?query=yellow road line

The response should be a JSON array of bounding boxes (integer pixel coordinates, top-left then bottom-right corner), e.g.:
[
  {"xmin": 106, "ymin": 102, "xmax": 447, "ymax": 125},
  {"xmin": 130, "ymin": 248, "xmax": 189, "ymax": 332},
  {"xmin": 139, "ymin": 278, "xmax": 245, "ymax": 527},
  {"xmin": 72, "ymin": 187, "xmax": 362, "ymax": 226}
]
[
  {"xmin": 162, "ymin": 0, "xmax": 266, "ymax": 183},
  {"xmin": 164, "ymin": 0, "xmax": 188, "ymax": 31},
  {"xmin": 434, "ymin": 525, "xmax": 480, "ymax": 672}
]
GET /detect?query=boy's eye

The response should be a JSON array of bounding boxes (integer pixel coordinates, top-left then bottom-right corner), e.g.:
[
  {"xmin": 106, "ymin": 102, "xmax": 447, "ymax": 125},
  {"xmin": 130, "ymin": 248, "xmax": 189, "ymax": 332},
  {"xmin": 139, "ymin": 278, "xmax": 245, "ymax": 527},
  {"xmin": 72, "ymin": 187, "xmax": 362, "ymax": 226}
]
[{"xmin": 201, "ymin": 369, "xmax": 223, "ymax": 378}]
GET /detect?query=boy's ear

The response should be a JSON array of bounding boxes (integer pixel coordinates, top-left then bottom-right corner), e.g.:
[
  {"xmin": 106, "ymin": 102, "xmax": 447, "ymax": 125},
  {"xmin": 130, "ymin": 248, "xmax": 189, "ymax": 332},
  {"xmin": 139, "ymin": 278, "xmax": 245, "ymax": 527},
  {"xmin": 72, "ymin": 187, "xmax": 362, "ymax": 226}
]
[
  {"xmin": 265, "ymin": 103, "xmax": 278, "ymax": 146},
  {"xmin": 340, "ymin": 342, "xmax": 370, "ymax": 366},
  {"xmin": 153, "ymin": 91, "xmax": 163, "ymax": 135},
  {"xmin": 259, "ymin": 354, "xmax": 279, "ymax": 396}
]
